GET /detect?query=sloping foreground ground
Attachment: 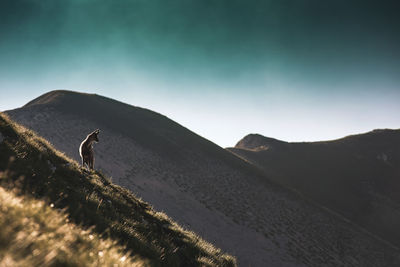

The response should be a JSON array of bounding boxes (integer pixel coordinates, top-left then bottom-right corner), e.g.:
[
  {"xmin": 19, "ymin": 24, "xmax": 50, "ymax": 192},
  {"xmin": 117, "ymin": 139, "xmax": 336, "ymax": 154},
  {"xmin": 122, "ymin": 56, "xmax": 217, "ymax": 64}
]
[
  {"xmin": 229, "ymin": 132, "xmax": 400, "ymax": 248},
  {"xmin": 0, "ymin": 187, "xmax": 144, "ymax": 266},
  {"xmin": 0, "ymin": 113, "xmax": 236, "ymax": 267},
  {"xmin": 6, "ymin": 90, "xmax": 400, "ymax": 266}
]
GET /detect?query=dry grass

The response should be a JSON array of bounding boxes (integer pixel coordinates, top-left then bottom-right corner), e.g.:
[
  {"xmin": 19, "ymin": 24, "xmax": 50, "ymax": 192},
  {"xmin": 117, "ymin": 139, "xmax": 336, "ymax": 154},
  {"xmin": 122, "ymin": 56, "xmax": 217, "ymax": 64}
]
[{"xmin": 0, "ymin": 187, "xmax": 145, "ymax": 267}]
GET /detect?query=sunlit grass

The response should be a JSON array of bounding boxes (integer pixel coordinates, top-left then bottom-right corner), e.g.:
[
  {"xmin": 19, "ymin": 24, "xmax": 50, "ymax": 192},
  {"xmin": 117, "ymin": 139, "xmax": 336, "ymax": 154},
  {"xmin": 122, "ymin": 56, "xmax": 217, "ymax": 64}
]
[{"xmin": 0, "ymin": 187, "xmax": 145, "ymax": 267}]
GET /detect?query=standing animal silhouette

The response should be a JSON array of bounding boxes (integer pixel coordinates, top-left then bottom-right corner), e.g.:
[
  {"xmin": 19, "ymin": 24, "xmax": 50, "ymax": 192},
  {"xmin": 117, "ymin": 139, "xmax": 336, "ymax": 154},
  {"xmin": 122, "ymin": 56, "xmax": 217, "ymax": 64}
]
[{"xmin": 79, "ymin": 129, "xmax": 100, "ymax": 170}]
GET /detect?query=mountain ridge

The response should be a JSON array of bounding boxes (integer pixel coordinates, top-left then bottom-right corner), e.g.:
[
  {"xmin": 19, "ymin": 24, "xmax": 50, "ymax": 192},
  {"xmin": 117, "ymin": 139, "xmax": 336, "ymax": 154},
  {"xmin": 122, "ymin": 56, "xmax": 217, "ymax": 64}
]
[{"xmin": 234, "ymin": 128, "xmax": 400, "ymax": 150}]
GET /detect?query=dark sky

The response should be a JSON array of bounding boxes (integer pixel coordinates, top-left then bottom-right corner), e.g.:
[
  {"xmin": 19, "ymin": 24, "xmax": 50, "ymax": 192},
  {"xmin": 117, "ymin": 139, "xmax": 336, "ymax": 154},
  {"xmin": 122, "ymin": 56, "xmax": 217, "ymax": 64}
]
[{"xmin": 1, "ymin": 0, "xmax": 399, "ymax": 146}]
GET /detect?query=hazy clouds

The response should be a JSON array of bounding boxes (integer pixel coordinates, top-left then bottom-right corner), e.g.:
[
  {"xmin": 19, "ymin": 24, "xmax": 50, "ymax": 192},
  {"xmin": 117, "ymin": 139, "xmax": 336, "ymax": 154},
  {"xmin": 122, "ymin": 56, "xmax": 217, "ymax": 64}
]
[{"xmin": 2, "ymin": 0, "xmax": 399, "ymax": 81}]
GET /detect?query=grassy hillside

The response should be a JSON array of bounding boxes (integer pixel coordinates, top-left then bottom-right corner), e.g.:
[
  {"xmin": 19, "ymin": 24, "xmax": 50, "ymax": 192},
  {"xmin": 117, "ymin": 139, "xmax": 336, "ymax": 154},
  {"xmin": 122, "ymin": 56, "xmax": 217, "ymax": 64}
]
[{"xmin": 0, "ymin": 112, "xmax": 236, "ymax": 267}]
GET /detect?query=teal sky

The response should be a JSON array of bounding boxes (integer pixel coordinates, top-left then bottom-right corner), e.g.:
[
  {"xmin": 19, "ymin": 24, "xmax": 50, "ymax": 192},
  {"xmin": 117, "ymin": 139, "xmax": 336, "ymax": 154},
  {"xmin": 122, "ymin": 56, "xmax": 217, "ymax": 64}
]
[{"xmin": 1, "ymin": 0, "xmax": 399, "ymax": 147}]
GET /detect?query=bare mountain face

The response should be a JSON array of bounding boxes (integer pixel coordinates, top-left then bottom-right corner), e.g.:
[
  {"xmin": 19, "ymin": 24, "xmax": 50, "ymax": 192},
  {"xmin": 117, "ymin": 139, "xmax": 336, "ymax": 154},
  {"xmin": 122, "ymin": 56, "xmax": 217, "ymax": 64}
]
[
  {"xmin": 229, "ymin": 132, "xmax": 400, "ymax": 249},
  {"xmin": 6, "ymin": 90, "xmax": 400, "ymax": 266}
]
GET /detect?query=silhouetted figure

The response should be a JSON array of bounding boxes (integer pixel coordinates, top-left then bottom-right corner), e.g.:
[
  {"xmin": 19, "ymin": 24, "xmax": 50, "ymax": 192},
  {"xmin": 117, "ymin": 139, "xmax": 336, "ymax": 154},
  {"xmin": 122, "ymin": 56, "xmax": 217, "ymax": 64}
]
[{"xmin": 79, "ymin": 129, "xmax": 100, "ymax": 170}]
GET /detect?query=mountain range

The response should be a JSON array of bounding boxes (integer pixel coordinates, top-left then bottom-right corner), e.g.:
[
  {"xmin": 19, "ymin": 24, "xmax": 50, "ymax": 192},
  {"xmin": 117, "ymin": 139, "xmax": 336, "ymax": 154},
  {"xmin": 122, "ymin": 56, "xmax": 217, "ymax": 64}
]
[
  {"xmin": 5, "ymin": 90, "xmax": 400, "ymax": 266},
  {"xmin": 228, "ymin": 130, "xmax": 400, "ymax": 248}
]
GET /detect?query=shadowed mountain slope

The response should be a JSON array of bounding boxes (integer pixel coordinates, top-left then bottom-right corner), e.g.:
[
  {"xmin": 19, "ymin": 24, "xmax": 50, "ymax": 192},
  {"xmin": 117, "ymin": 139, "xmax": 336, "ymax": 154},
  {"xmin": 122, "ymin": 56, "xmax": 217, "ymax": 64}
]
[
  {"xmin": 6, "ymin": 90, "xmax": 400, "ymax": 266},
  {"xmin": 229, "ymin": 131, "xmax": 400, "ymax": 248},
  {"xmin": 0, "ymin": 113, "xmax": 235, "ymax": 266}
]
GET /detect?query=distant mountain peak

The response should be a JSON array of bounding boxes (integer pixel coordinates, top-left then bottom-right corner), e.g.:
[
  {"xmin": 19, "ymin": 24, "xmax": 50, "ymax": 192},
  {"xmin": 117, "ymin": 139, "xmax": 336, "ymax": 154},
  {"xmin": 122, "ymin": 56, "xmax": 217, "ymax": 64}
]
[{"xmin": 234, "ymin": 133, "xmax": 286, "ymax": 151}]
